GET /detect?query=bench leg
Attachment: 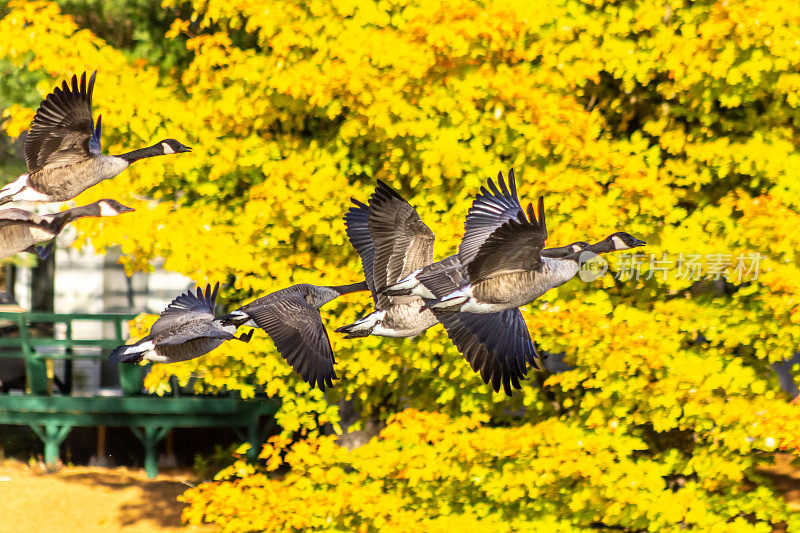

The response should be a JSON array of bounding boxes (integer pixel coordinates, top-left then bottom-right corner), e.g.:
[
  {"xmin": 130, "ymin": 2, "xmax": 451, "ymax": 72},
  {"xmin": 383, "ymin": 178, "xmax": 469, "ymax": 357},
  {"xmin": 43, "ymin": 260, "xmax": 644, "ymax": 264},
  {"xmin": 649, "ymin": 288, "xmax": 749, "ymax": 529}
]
[
  {"xmin": 247, "ymin": 420, "xmax": 260, "ymax": 462},
  {"xmin": 131, "ymin": 426, "xmax": 171, "ymax": 479},
  {"xmin": 245, "ymin": 416, "xmax": 276, "ymax": 462},
  {"xmin": 25, "ymin": 358, "xmax": 48, "ymax": 395},
  {"xmin": 235, "ymin": 420, "xmax": 263, "ymax": 462},
  {"xmin": 30, "ymin": 423, "xmax": 73, "ymax": 468}
]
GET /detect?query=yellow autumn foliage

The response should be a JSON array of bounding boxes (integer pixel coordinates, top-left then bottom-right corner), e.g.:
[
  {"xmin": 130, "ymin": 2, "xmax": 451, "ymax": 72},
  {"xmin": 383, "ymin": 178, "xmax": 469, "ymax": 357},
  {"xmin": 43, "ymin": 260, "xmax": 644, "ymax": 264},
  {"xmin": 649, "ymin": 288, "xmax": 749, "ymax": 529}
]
[
  {"xmin": 180, "ymin": 409, "xmax": 799, "ymax": 532},
  {"xmin": 2, "ymin": 0, "xmax": 800, "ymax": 530}
]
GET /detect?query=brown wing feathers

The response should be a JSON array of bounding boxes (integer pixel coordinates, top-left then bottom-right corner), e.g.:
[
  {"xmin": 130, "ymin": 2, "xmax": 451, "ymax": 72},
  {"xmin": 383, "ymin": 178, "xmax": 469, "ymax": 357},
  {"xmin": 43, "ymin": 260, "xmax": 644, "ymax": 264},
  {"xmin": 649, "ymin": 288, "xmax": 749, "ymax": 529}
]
[
  {"xmin": 241, "ymin": 295, "xmax": 337, "ymax": 391},
  {"xmin": 367, "ymin": 180, "xmax": 435, "ymax": 305},
  {"xmin": 25, "ymin": 71, "xmax": 97, "ymax": 173},
  {"xmin": 466, "ymin": 193, "xmax": 548, "ymax": 284}
]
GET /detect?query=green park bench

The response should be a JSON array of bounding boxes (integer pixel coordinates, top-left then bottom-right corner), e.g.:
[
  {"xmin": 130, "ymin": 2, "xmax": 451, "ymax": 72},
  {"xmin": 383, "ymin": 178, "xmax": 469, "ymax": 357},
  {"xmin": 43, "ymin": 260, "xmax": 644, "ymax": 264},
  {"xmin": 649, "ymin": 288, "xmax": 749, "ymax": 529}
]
[{"xmin": 0, "ymin": 311, "xmax": 277, "ymax": 478}]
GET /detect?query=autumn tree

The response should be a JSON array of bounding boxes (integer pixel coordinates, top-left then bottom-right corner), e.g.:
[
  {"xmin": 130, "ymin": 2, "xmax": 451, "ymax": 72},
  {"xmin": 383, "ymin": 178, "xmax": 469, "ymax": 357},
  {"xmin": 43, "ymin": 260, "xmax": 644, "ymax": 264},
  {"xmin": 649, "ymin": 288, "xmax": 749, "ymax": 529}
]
[{"xmin": 2, "ymin": 0, "xmax": 800, "ymax": 530}]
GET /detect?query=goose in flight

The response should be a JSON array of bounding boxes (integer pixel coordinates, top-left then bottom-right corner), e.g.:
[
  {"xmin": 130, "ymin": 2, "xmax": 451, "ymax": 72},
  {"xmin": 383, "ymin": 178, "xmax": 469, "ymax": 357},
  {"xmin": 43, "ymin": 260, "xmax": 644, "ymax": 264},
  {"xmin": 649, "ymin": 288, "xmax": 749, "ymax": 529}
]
[
  {"xmin": 336, "ymin": 180, "xmax": 583, "ymax": 395},
  {"xmin": 385, "ymin": 243, "xmax": 586, "ymax": 301},
  {"xmin": 423, "ymin": 170, "xmax": 645, "ymax": 314},
  {"xmin": 109, "ymin": 283, "xmax": 251, "ymax": 364},
  {"xmin": 0, "ymin": 71, "xmax": 191, "ymax": 205},
  {"xmin": 335, "ymin": 181, "xmax": 439, "ymax": 339},
  {"xmin": 0, "ymin": 199, "xmax": 133, "ymax": 260},
  {"xmin": 219, "ymin": 281, "xmax": 369, "ymax": 391}
]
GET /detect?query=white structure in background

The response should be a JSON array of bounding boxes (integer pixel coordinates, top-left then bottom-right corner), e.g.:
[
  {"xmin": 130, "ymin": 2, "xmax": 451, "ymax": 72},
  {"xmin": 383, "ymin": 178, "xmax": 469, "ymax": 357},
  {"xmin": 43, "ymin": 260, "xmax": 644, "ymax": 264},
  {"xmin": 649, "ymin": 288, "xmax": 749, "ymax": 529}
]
[{"xmin": 13, "ymin": 226, "xmax": 193, "ymax": 395}]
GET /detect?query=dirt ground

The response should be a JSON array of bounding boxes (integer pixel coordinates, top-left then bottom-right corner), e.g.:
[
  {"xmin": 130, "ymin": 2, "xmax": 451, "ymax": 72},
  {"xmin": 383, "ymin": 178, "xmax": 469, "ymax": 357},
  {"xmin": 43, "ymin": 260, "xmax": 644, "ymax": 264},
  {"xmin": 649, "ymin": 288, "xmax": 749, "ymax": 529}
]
[
  {"xmin": 763, "ymin": 453, "xmax": 800, "ymax": 512},
  {"xmin": 0, "ymin": 460, "xmax": 215, "ymax": 532}
]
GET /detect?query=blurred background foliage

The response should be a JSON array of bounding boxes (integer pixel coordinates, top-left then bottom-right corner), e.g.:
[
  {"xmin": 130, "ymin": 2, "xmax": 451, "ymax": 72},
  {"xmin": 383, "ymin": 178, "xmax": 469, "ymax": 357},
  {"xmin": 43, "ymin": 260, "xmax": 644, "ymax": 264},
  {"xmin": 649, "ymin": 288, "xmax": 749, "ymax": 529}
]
[{"xmin": 2, "ymin": 0, "xmax": 800, "ymax": 530}]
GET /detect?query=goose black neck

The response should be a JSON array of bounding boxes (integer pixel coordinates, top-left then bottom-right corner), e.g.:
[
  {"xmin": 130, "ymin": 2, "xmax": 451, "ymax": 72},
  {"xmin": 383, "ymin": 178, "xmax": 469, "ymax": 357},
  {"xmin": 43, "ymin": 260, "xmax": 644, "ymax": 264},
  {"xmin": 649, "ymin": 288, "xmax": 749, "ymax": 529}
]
[
  {"xmin": 117, "ymin": 144, "xmax": 164, "ymax": 164},
  {"xmin": 52, "ymin": 205, "xmax": 94, "ymax": 233},
  {"xmin": 542, "ymin": 243, "xmax": 578, "ymax": 259},
  {"xmin": 330, "ymin": 281, "xmax": 369, "ymax": 295},
  {"xmin": 586, "ymin": 238, "xmax": 616, "ymax": 255}
]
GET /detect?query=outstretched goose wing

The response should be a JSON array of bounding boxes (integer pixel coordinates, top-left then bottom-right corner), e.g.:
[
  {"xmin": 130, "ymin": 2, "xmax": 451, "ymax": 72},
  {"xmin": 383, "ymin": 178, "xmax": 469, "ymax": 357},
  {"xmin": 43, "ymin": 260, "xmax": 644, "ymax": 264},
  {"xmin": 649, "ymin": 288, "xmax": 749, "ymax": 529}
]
[
  {"xmin": 344, "ymin": 199, "xmax": 379, "ymax": 303},
  {"xmin": 466, "ymin": 198, "xmax": 548, "ymax": 284},
  {"xmin": 240, "ymin": 290, "xmax": 337, "ymax": 391},
  {"xmin": 458, "ymin": 169, "xmax": 531, "ymax": 266},
  {"xmin": 25, "ymin": 71, "xmax": 99, "ymax": 173},
  {"xmin": 435, "ymin": 308, "xmax": 540, "ymax": 396},
  {"xmin": 151, "ymin": 283, "xmax": 219, "ymax": 337},
  {"xmin": 367, "ymin": 180, "xmax": 435, "ymax": 306}
]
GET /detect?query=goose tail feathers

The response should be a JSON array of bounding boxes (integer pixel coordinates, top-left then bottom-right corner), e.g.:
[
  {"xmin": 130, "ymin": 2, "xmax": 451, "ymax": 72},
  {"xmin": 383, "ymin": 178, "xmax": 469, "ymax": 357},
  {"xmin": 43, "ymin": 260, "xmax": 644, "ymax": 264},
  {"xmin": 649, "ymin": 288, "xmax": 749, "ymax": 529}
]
[
  {"xmin": 109, "ymin": 338, "xmax": 154, "ymax": 364},
  {"xmin": 219, "ymin": 310, "xmax": 254, "ymax": 328},
  {"xmin": 335, "ymin": 311, "xmax": 385, "ymax": 339}
]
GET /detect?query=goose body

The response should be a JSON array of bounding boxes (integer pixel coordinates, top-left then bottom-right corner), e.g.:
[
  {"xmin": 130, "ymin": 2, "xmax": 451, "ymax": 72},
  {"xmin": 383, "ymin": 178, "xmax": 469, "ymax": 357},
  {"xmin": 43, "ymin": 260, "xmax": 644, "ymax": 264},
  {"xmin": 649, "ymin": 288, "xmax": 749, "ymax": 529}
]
[
  {"xmin": 0, "ymin": 71, "xmax": 190, "ymax": 205},
  {"xmin": 220, "ymin": 281, "xmax": 369, "ymax": 391},
  {"xmin": 425, "ymin": 170, "xmax": 646, "ymax": 314},
  {"xmin": 436, "ymin": 257, "xmax": 581, "ymax": 313},
  {"xmin": 339, "ymin": 297, "xmax": 433, "ymax": 338},
  {"xmin": 110, "ymin": 283, "xmax": 250, "ymax": 364},
  {"xmin": 124, "ymin": 333, "xmax": 230, "ymax": 364},
  {"xmin": 0, "ymin": 199, "xmax": 133, "ymax": 259}
]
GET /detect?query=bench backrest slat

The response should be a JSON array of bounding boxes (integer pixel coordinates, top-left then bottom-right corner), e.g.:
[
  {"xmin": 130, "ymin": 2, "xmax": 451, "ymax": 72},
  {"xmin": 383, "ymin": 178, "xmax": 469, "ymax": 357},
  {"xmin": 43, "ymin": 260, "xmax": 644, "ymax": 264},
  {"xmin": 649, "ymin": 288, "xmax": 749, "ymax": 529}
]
[{"xmin": 1, "ymin": 311, "xmax": 140, "ymax": 395}]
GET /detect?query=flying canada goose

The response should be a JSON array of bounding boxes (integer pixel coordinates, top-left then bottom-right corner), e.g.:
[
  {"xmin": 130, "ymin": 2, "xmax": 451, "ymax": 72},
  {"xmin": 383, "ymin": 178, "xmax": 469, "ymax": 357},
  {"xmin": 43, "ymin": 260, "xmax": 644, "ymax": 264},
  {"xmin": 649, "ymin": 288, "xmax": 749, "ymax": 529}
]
[
  {"xmin": 0, "ymin": 71, "xmax": 191, "ymax": 205},
  {"xmin": 335, "ymin": 181, "xmax": 439, "ymax": 339},
  {"xmin": 109, "ymin": 283, "xmax": 252, "ymax": 364},
  {"xmin": 219, "ymin": 281, "xmax": 369, "ymax": 391},
  {"xmin": 0, "ymin": 199, "xmax": 134, "ymax": 260},
  {"xmin": 424, "ymin": 170, "xmax": 646, "ymax": 314},
  {"xmin": 335, "ymin": 181, "xmax": 581, "ymax": 395}
]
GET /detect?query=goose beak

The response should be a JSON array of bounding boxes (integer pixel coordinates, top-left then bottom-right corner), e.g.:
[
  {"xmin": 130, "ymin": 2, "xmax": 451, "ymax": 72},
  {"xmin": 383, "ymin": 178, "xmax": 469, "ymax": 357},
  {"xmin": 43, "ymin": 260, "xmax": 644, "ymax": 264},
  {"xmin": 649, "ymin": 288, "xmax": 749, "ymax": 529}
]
[
  {"xmin": 118, "ymin": 205, "xmax": 136, "ymax": 214},
  {"xmin": 631, "ymin": 238, "xmax": 646, "ymax": 247},
  {"xmin": 177, "ymin": 143, "xmax": 192, "ymax": 153}
]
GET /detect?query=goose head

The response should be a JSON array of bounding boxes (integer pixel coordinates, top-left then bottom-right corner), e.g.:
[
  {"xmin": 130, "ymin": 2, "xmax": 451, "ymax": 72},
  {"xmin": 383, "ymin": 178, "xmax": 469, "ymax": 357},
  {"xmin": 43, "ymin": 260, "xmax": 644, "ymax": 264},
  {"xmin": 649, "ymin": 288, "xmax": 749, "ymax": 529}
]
[
  {"xmin": 158, "ymin": 139, "xmax": 192, "ymax": 155},
  {"xmin": 589, "ymin": 232, "xmax": 646, "ymax": 254},
  {"xmin": 607, "ymin": 232, "xmax": 646, "ymax": 251},
  {"xmin": 93, "ymin": 199, "xmax": 136, "ymax": 217},
  {"xmin": 542, "ymin": 241, "xmax": 591, "ymax": 262}
]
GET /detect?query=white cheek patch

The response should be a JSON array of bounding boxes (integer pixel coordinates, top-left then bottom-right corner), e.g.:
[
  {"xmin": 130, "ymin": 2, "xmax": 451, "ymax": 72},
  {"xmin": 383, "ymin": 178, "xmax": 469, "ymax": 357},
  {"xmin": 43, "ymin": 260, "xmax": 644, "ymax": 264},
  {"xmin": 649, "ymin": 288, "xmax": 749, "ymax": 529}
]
[
  {"xmin": 572, "ymin": 244, "xmax": 581, "ymax": 252},
  {"xmin": 612, "ymin": 236, "xmax": 626, "ymax": 250},
  {"xmin": 161, "ymin": 142, "xmax": 175, "ymax": 155},
  {"xmin": 98, "ymin": 202, "xmax": 119, "ymax": 217}
]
